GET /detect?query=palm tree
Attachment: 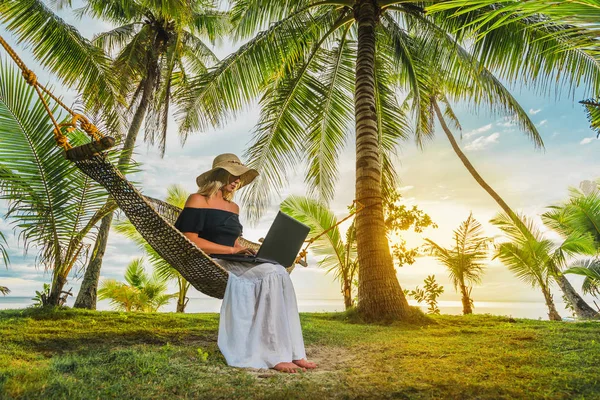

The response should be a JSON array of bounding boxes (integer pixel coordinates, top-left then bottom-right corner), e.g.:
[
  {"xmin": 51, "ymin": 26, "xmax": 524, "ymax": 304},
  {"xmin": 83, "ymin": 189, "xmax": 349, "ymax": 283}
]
[
  {"xmin": 541, "ymin": 183, "xmax": 600, "ymax": 317},
  {"xmin": 98, "ymin": 257, "xmax": 174, "ymax": 312},
  {"xmin": 424, "ymin": 214, "xmax": 491, "ymax": 315},
  {"xmin": 179, "ymin": 1, "xmax": 600, "ymax": 320},
  {"xmin": 113, "ymin": 185, "xmax": 191, "ymax": 312},
  {"xmin": 73, "ymin": 0, "xmax": 227, "ymax": 309},
  {"xmin": 281, "ymin": 195, "xmax": 358, "ymax": 309},
  {"xmin": 491, "ymin": 212, "xmax": 596, "ymax": 321},
  {"xmin": 428, "ymin": 97, "xmax": 599, "ymax": 318},
  {"xmin": 0, "ymin": 62, "xmax": 112, "ymax": 306}
]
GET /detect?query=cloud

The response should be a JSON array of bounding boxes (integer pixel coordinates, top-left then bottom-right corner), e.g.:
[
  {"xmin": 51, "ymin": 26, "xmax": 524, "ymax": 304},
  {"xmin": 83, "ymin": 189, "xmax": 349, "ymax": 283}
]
[
  {"xmin": 465, "ymin": 132, "xmax": 500, "ymax": 151},
  {"xmin": 529, "ymin": 108, "xmax": 542, "ymax": 115},
  {"xmin": 580, "ymin": 137, "xmax": 596, "ymax": 145},
  {"xmin": 464, "ymin": 123, "xmax": 493, "ymax": 138},
  {"xmin": 538, "ymin": 120, "xmax": 547, "ymax": 126}
]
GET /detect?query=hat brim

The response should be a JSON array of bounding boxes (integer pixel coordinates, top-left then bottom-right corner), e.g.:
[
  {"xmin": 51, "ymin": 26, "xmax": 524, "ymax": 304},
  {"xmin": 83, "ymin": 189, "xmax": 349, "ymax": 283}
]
[{"xmin": 196, "ymin": 165, "xmax": 259, "ymax": 190}]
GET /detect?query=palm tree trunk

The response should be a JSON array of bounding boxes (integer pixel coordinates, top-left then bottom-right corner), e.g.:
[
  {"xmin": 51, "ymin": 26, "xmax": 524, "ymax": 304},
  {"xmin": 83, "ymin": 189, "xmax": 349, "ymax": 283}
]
[
  {"xmin": 354, "ymin": 0, "xmax": 409, "ymax": 321},
  {"xmin": 432, "ymin": 100, "xmax": 599, "ymax": 319},
  {"xmin": 343, "ymin": 277, "xmax": 353, "ymax": 310},
  {"xmin": 554, "ymin": 274, "xmax": 598, "ymax": 318},
  {"xmin": 47, "ymin": 273, "xmax": 67, "ymax": 306},
  {"xmin": 176, "ymin": 278, "xmax": 190, "ymax": 313},
  {"xmin": 541, "ymin": 285, "xmax": 562, "ymax": 321},
  {"xmin": 74, "ymin": 75, "xmax": 156, "ymax": 309},
  {"xmin": 459, "ymin": 283, "xmax": 473, "ymax": 315}
]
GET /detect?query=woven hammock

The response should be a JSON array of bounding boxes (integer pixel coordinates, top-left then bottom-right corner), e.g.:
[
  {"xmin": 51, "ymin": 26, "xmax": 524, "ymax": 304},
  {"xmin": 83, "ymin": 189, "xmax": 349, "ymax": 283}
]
[
  {"xmin": 74, "ymin": 154, "xmax": 294, "ymax": 300},
  {"xmin": 0, "ymin": 35, "xmax": 311, "ymax": 300}
]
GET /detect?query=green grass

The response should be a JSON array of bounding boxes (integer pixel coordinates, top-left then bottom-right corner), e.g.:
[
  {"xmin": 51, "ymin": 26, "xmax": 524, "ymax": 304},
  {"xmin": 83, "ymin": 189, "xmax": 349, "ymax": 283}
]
[{"xmin": 0, "ymin": 308, "xmax": 599, "ymax": 399}]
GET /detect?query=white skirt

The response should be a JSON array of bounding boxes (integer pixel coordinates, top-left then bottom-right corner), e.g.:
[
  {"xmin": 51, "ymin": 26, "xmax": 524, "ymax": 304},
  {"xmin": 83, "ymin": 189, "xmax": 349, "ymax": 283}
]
[{"xmin": 216, "ymin": 261, "xmax": 307, "ymax": 369}]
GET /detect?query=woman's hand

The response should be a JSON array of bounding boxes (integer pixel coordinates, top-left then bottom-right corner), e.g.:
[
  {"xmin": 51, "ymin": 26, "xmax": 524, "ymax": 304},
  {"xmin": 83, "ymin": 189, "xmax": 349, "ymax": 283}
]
[{"xmin": 231, "ymin": 241, "xmax": 256, "ymax": 255}]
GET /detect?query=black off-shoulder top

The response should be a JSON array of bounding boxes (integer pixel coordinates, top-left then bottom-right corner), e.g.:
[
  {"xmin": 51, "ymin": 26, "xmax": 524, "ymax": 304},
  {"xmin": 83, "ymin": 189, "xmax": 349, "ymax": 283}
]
[{"xmin": 174, "ymin": 208, "xmax": 243, "ymax": 247}]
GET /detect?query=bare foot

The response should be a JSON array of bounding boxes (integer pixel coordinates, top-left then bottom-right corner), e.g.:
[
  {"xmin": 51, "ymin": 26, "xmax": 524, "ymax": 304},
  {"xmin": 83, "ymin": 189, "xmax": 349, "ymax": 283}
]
[
  {"xmin": 293, "ymin": 359, "xmax": 317, "ymax": 369},
  {"xmin": 273, "ymin": 362, "xmax": 305, "ymax": 373}
]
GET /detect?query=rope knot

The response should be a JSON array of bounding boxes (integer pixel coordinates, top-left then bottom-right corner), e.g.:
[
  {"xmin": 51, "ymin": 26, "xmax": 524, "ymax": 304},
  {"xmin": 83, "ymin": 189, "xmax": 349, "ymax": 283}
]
[
  {"xmin": 21, "ymin": 69, "xmax": 37, "ymax": 86},
  {"xmin": 53, "ymin": 128, "xmax": 72, "ymax": 150}
]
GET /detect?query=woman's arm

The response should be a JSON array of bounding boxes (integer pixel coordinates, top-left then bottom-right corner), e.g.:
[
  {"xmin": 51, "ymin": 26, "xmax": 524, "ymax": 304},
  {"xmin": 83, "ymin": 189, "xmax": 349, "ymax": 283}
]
[
  {"xmin": 183, "ymin": 233, "xmax": 235, "ymax": 254},
  {"xmin": 183, "ymin": 233, "xmax": 255, "ymax": 255}
]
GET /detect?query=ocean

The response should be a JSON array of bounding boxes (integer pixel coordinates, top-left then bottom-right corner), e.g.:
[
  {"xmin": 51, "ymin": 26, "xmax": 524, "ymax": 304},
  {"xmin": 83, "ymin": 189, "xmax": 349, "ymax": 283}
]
[{"xmin": 0, "ymin": 296, "xmax": 583, "ymax": 320}]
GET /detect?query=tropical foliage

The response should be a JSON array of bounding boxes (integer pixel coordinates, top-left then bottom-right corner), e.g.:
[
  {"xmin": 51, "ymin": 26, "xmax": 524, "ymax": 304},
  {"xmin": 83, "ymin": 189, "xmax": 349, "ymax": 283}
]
[
  {"xmin": 113, "ymin": 185, "xmax": 191, "ymax": 312},
  {"xmin": 491, "ymin": 212, "xmax": 596, "ymax": 321},
  {"xmin": 406, "ymin": 275, "xmax": 444, "ymax": 315},
  {"xmin": 0, "ymin": 62, "xmax": 114, "ymax": 306},
  {"xmin": 565, "ymin": 259, "xmax": 600, "ymax": 299},
  {"xmin": 0, "ymin": 0, "xmax": 124, "ymax": 134},
  {"xmin": 177, "ymin": 0, "xmax": 600, "ymax": 320},
  {"xmin": 72, "ymin": 0, "xmax": 227, "ymax": 309},
  {"xmin": 281, "ymin": 195, "xmax": 358, "ymax": 309},
  {"xmin": 425, "ymin": 214, "xmax": 491, "ymax": 315},
  {"xmin": 543, "ymin": 182, "xmax": 600, "ymax": 251},
  {"xmin": 98, "ymin": 257, "xmax": 175, "ymax": 312}
]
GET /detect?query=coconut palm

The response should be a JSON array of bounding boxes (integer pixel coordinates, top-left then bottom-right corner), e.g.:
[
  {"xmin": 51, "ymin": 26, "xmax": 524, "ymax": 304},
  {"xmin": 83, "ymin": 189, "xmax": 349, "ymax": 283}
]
[
  {"xmin": 98, "ymin": 257, "xmax": 175, "ymax": 312},
  {"xmin": 424, "ymin": 214, "xmax": 491, "ymax": 315},
  {"xmin": 281, "ymin": 195, "xmax": 358, "ymax": 309},
  {"xmin": 113, "ymin": 185, "xmax": 191, "ymax": 312},
  {"xmin": 73, "ymin": 0, "xmax": 227, "ymax": 309},
  {"xmin": 0, "ymin": 62, "xmax": 112, "ymax": 306},
  {"xmin": 179, "ymin": 1, "xmax": 600, "ymax": 320},
  {"xmin": 565, "ymin": 259, "xmax": 600, "ymax": 299},
  {"xmin": 395, "ymin": 49, "xmax": 599, "ymax": 318},
  {"xmin": 491, "ymin": 212, "xmax": 596, "ymax": 321}
]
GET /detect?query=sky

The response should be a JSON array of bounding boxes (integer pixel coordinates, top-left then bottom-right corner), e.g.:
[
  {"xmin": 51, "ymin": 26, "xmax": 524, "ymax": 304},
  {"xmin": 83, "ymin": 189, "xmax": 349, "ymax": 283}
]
[{"xmin": 0, "ymin": 2, "xmax": 599, "ymax": 316}]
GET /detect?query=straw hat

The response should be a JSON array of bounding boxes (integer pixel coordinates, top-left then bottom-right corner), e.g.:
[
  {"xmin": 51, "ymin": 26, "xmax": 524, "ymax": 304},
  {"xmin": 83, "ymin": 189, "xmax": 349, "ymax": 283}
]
[{"xmin": 196, "ymin": 153, "xmax": 259, "ymax": 189}]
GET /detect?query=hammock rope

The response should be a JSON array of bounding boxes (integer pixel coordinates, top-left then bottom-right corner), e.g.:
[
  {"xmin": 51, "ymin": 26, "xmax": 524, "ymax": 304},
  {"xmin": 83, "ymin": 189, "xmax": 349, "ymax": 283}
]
[
  {"xmin": 0, "ymin": 35, "xmax": 374, "ymax": 298},
  {"xmin": 0, "ymin": 35, "xmax": 113, "ymax": 157}
]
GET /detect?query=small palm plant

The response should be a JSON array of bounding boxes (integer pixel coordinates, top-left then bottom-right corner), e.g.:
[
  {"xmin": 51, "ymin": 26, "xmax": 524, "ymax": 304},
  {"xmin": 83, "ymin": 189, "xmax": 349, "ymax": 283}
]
[
  {"xmin": 113, "ymin": 185, "xmax": 191, "ymax": 312},
  {"xmin": 281, "ymin": 195, "xmax": 358, "ymax": 310},
  {"xmin": 541, "ymin": 181, "xmax": 600, "ymax": 317},
  {"xmin": 565, "ymin": 259, "xmax": 600, "ymax": 300},
  {"xmin": 424, "ymin": 214, "xmax": 491, "ymax": 315},
  {"xmin": 491, "ymin": 212, "xmax": 596, "ymax": 321},
  {"xmin": 98, "ymin": 258, "xmax": 174, "ymax": 312}
]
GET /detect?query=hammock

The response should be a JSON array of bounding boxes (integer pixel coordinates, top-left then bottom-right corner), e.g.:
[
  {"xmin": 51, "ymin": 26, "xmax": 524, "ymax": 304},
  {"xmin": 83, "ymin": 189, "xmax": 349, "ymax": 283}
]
[
  {"xmin": 0, "ymin": 35, "xmax": 354, "ymax": 300},
  {"xmin": 75, "ymin": 155, "xmax": 290, "ymax": 299}
]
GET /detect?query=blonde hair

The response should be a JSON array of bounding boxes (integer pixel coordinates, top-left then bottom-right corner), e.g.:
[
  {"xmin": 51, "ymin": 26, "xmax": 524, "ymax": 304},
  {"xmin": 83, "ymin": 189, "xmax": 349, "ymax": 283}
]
[{"xmin": 196, "ymin": 169, "xmax": 237, "ymax": 201}]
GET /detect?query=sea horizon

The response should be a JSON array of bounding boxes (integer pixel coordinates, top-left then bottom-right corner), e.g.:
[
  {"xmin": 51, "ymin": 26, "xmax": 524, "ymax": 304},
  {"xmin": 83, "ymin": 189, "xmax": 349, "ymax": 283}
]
[{"xmin": 0, "ymin": 295, "xmax": 588, "ymax": 321}]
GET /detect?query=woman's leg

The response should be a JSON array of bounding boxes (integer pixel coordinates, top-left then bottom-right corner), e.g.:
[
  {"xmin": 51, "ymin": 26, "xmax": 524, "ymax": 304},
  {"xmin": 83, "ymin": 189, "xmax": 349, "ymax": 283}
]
[{"xmin": 218, "ymin": 262, "xmax": 315, "ymax": 371}]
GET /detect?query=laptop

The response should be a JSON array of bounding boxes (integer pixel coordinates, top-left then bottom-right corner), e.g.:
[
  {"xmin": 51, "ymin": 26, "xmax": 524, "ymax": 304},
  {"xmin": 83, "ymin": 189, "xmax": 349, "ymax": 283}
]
[{"xmin": 211, "ymin": 211, "xmax": 311, "ymax": 266}]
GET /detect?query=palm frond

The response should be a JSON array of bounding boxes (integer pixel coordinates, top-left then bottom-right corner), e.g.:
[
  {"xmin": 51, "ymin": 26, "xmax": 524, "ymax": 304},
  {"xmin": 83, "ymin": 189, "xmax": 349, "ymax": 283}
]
[
  {"xmin": 565, "ymin": 258, "xmax": 600, "ymax": 297},
  {"xmin": 428, "ymin": 1, "xmax": 600, "ymax": 97},
  {"xmin": 280, "ymin": 195, "xmax": 351, "ymax": 276},
  {"xmin": 0, "ymin": 62, "xmax": 108, "ymax": 275},
  {"xmin": 0, "ymin": 0, "xmax": 125, "ymax": 135},
  {"xmin": 304, "ymin": 26, "xmax": 355, "ymax": 203}
]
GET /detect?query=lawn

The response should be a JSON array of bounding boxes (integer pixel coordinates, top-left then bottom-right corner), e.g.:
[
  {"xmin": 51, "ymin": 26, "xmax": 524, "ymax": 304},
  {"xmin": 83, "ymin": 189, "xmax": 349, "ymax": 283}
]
[{"xmin": 0, "ymin": 308, "xmax": 598, "ymax": 399}]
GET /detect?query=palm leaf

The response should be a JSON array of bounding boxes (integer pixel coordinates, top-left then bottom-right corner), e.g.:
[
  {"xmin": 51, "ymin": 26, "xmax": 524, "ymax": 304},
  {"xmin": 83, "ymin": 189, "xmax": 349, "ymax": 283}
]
[{"xmin": 0, "ymin": 0, "xmax": 125, "ymax": 135}]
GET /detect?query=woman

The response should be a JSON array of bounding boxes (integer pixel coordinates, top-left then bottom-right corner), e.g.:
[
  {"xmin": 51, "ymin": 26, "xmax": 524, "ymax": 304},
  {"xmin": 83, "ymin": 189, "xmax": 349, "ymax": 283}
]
[{"xmin": 174, "ymin": 153, "xmax": 317, "ymax": 373}]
